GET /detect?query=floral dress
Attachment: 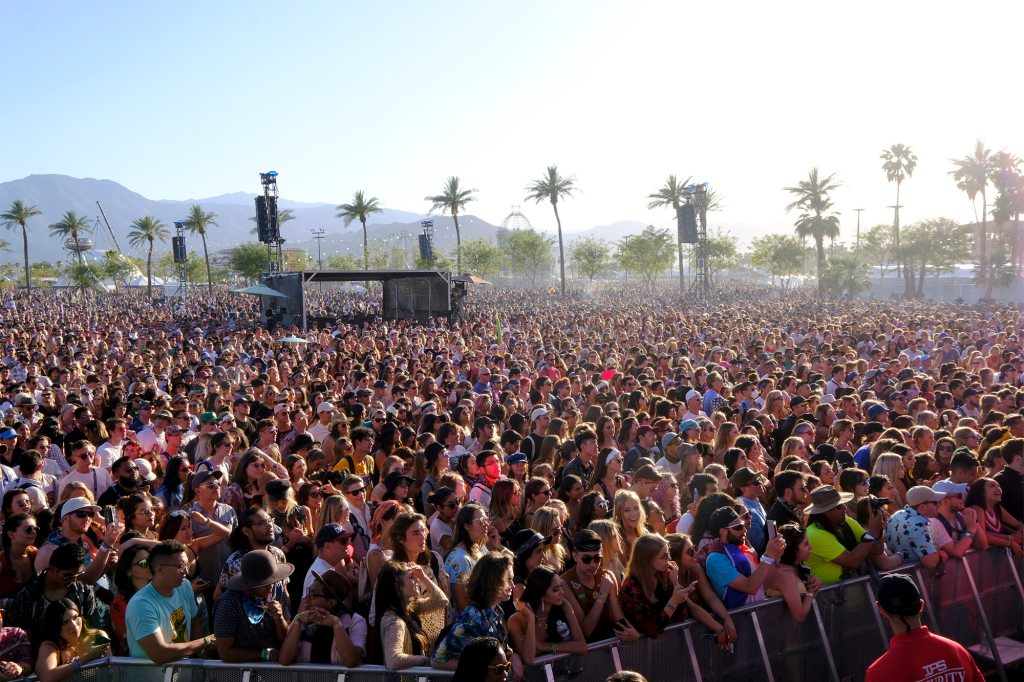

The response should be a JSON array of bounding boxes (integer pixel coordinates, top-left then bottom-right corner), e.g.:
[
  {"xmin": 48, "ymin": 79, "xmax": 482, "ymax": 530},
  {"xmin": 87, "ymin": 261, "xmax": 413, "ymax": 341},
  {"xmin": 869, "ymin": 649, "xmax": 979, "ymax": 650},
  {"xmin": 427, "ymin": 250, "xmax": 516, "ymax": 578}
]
[
  {"xmin": 443, "ymin": 546, "xmax": 478, "ymax": 617},
  {"xmin": 432, "ymin": 604, "xmax": 506, "ymax": 664}
]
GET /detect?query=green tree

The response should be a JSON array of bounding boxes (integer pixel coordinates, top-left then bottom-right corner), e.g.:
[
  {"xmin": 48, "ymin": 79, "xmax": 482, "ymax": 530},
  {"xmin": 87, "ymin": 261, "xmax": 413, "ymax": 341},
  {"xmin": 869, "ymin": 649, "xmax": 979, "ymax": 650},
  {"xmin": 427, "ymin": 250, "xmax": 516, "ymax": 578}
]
[
  {"xmin": 126, "ymin": 216, "xmax": 169, "ymax": 297},
  {"xmin": 949, "ymin": 140, "xmax": 998, "ymax": 298},
  {"xmin": 414, "ymin": 246, "xmax": 454, "ymax": 271},
  {"xmin": 335, "ymin": 191, "xmax": 384, "ymax": 272},
  {"xmin": 857, "ymin": 224, "xmax": 897, "ymax": 279},
  {"xmin": 248, "ymin": 208, "xmax": 295, "ymax": 236},
  {"xmin": 48, "ymin": 211, "xmax": 92, "ymax": 263},
  {"xmin": 904, "ymin": 218, "xmax": 973, "ymax": 295},
  {"xmin": 647, "ymin": 174, "xmax": 692, "ymax": 292},
  {"xmin": 880, "ymin": 143, "xmax": 918, "ymax": 260},
  {"xmin": 975, "ymin": 235, "xmax": 1015, "ymax": 293},
  {"xmin": 503, "ymin": 228, "xmax": 556, "ymax": 288},
  {"xmin": 568, "ymin": 235, "xmax": 611, "ymax": 282},
  {"xmin": 704, "ymin": 227, "xmax": 739, "ymax": 285},
  {"xmin": 0, "ymin": 200, "xmax": 42, "ymax": 293},
  {"xmin": 366, "ymin": 240, "xmax": 408, "ymax": 270},
  {"xmin": 61, "ymin": 260, "xmax": 101, "ymax": 293},
  {"xmin": 424, "ymin": 176, "xmax": 477, "ymax": 274},
  {"xmin": 182, "ymin": 251, "xmax": 208, "ymax": 287},
  {"xmin": 98, "ymin": 250, "xmax": 138, "ymax": 293},
  {"xmin": 327, "ymin": 253, "xmax": 361, "ymax": 270},
  {"xmin": 784, "ymin": 168, "xmax": 843, "ymax": 293},
  {"xmin": 616, "ymin": 226, "xmax": 675, "ymax": 290},
  {"xmin": 230, "ymin": 241, "xmax": 272, "ymax": 284},
  {"xmin": 525, "ymin": 166, "xmax": 576, "ymax": 296},
  {"xmin": 459, "ymin": 237, "xmax": 504, "ymax": 279},
  {"xmin": 183, "ymin": 205, "xmax": 218, "ymax": 294},
  {"xmin": 750, "ymin": 234, "xmax": 806, "ymax": 288},
  {"xmin": 990, "ymin": 152, "xmax": 1023, "ymax": 274},
  {"xmin": 820, "ymin": 255, "xmax": 872, "ymax": 299}
]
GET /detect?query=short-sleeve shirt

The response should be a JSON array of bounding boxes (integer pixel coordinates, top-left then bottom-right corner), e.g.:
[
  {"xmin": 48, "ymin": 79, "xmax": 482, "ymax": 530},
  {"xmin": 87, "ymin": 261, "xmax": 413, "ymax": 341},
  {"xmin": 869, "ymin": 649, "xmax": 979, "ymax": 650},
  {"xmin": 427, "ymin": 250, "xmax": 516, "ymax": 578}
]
[
  {"xmin": 443, "ymin": 547, "xmax": 477, "ymax": 590},
  {"xmin": 886, "ymin": 506, "xmax": 937, "ymax": 562},
  {"xmin": 125, "ymin": 581, "xmax": 198, "ymax": 658},
  {"xmin": 806, "ymin": 518, "xmax": 867, "ymax": 585},
  {"xmin": 705, "ymin": 552, "xmax": 740, "ymax": 601},
  {"xmin": 213, "ymin": 585, "xmax": 291, "ymax": 650},
  {"xmin": 430, "ymin": 516, "xmax": 453, "ymax": 555},
  {"xmin": 432, "ymin": 604, "xmax": 505, "ymax": 664}
]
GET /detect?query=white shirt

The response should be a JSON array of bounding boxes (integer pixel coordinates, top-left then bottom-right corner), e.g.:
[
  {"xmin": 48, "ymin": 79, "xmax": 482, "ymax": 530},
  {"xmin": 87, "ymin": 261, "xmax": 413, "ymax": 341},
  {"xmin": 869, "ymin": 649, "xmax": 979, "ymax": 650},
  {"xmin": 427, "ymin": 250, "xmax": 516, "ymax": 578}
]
[
  {"xmin": 96, "ymin": 441, "xmax": 124, "ymax": 470},
  {"xmin": 59, "ymin": 467, "xmax": 114, "ymax": 499},
  {"xmin": 302, "ymin": 556, "xmax": 335, "ymax": 598},
  {"xmin": 430, "ymin": 515, "xmax": 453, "ymax": 555},
  {"xmin": 136, "ymin": 429, "xmax": 167, "ymax": 454},
  {"xmin": 308, "ymin": 421, "xmax": 331, "ymax": 444},
  {"xmin": 655, "ymin": 456, "xmax": 681, "ymax": 474},
  {"xmin": 681, "ymin": 410, "xmax": 707, "ymax": 422}
]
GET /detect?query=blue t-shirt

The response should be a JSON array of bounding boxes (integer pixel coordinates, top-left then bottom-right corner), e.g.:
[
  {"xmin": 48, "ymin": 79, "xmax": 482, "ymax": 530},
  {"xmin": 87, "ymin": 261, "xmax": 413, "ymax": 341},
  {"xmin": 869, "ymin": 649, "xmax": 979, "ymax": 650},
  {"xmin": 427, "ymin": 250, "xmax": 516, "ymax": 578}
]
[
  {"xmin": 125, "ymin": 581, "xmax": 198, "ymax": 658},
  {"xmin": 705, "ymin": 552, "xmax": 740, "ymax": 602}
]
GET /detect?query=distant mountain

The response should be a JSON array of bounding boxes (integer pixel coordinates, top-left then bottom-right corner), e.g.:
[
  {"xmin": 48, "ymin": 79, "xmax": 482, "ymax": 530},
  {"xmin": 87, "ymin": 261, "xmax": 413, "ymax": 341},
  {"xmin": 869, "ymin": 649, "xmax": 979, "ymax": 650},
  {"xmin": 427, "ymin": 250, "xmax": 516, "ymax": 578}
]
[{"xmin": 0, "ymin": 175, "xmax": 436, "ymax": 262}]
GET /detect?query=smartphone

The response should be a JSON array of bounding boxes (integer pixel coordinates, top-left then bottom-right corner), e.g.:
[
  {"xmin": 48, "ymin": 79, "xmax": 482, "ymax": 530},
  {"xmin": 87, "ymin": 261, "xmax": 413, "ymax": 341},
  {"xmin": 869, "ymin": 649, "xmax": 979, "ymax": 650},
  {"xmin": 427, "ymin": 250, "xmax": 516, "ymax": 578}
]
[
  {"xmin": 766, "ymin": 520, "xmax": 777, "ymax": 540},
  {"xmin": 102, "ymin": 507, "xmax": 117, "ymax": 525},
  {"xmin": 688, "ymin": 580, "xmax": 698, "ymax": 589},
  {"xmin": 693, "ymin": 488, "xmax": 699, "ymax": 504},
  {"xmin": 93, "ymin": 633, "xmax": 111, "ymax": 647}
]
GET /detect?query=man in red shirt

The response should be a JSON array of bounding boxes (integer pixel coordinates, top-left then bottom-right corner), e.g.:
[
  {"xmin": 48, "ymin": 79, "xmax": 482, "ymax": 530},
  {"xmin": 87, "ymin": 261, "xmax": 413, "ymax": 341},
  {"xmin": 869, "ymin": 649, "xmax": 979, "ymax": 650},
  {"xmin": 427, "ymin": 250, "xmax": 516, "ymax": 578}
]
[{"xmin": 865, "ymin": 574, "xmax": 983, "ymax": 682}]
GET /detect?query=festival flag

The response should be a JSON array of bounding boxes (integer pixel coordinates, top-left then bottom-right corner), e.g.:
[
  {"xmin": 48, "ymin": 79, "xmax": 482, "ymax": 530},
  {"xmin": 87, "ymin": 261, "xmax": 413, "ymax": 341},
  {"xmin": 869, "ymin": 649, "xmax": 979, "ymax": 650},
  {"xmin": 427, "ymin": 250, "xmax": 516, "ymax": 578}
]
[{"xmin": 496, "ymin": 313, "xmax": 503, "ymax": 345}]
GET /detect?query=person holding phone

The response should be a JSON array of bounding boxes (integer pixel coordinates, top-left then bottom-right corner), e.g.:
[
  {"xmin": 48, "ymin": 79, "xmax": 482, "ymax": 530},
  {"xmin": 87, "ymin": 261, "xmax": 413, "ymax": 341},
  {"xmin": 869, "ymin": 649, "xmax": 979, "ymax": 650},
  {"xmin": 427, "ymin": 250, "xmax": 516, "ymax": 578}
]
[
  {"xmin": 619, "ymin": 534, "xmax": 695, "ymax": 638},
  {"xmin": 33, "ymin": 598, "xmax": 109, "ymax": 682},
  {"xmin": 764, "ymin": 525, "xmax": 822, "ymax": 623}
]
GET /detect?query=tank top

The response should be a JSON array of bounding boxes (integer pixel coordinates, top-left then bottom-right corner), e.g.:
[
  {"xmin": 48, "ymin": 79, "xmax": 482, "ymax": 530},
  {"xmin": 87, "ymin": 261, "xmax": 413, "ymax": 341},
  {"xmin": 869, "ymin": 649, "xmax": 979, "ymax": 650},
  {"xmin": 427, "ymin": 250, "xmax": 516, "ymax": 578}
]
[{"xmin": 983, "ymin": 509, "xmax": 1004, "ymax": 534}]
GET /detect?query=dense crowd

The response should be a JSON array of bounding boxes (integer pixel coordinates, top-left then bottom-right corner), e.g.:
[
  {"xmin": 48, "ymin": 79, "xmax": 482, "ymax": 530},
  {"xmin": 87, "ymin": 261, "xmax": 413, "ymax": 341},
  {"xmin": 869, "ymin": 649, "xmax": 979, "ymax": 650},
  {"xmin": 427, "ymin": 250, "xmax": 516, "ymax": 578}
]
[{"xmin": 0, "ymin": 286, "xmax": 1016, "ymax": 682}]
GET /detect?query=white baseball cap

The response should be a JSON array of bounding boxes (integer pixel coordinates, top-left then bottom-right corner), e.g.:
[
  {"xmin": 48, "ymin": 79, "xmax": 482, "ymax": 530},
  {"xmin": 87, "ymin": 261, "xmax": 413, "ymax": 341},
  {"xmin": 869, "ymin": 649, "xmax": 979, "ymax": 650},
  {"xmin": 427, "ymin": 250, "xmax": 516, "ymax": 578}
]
[
  {"xmin": 61, "ymin": 497, "xmax": 101, "ymax": 518},
  {"xmin": 685, "ymin": 390, "xmax": 702, "ymax": 401}
]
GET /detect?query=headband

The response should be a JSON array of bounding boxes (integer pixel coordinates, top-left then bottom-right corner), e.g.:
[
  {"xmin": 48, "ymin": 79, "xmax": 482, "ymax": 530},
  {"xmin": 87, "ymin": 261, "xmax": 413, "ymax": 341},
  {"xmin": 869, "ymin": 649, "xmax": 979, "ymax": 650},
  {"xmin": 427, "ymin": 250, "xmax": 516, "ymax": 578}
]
[{"xmin": 605, "ymin": 449, "xmax": 621, "ymax": 465}]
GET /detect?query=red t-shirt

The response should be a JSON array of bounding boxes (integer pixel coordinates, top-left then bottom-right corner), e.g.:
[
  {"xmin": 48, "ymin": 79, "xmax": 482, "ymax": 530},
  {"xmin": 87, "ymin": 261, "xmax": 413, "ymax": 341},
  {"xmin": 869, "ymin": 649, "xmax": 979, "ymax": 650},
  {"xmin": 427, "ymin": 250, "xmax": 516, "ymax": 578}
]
[{"xmin": 865, "ymin": 627, "xmax": 984, "ymax": 682}]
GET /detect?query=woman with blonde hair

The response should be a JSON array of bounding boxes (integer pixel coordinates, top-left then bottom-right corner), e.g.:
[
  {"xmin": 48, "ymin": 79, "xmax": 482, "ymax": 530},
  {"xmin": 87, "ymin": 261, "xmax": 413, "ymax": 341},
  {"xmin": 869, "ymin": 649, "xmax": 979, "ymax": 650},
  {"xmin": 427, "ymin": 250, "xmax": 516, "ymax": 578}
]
[
  {"xmin": 828, "ymin": 418, "xmax": 856, "ymax": 452},
  {"xmin": 612, "ymin": 490, "xmax": 646, "ymax": 567},
  {"xmin": 813, "ymin": 404, "xmax": 836, "ymax": 447},
  {"xmin": 316, "ymin": 493, "xmax": 351, "ymax": 535},
  {"xmin": 780, "ymin": 435, "xmax": 810, "ymax": 463},
  {"xmin": 872, "ymin": 453, "xmax": 907, "ymax": 507},
  {"xmin": 587, "ymin": 519, "xmax": 625, "ymax": 583},
  {"xmin": 488, "ymin": 478, "xmax": 522, "ymax": 545},
  {"xmin": 711, "ymin": 422, "xmax": 739, "ymax": 463},
  {"xmin": 763, "ymin": 391, "xmax": 789, "ymax": 420},
  {"xmin": 530, "ymin": 507, "xmax": 567, "ymax": 571}
]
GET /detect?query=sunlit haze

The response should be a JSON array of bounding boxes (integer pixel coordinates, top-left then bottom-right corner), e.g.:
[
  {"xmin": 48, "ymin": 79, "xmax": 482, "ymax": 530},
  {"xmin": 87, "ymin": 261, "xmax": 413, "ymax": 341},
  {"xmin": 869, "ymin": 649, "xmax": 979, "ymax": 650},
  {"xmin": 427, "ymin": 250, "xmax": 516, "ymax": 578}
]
[{"xmin": 2, "ymin": 1, "xmax": 1022, "ymax": 243}]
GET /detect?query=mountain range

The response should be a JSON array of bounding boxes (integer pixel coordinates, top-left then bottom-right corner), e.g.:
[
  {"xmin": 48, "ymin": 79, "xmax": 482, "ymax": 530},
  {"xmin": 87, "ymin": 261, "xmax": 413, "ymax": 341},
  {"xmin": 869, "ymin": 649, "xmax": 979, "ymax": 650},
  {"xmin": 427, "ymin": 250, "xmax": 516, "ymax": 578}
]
[{"xmin": 0, "ymin": 174, "xmax": 786, "ymax": 264}]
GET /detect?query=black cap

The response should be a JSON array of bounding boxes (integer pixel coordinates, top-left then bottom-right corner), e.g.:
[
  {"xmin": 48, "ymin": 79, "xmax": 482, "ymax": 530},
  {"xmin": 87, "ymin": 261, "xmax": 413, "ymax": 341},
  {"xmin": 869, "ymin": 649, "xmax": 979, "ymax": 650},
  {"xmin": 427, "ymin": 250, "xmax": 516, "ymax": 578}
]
[
  {"xmin": 572, "ymin": 529, "xmax": 602, "ymax": 553},
  {"xmin": 293, "ymin": 434, "xmax": 315, "ymax": 451},
  {"xmin": 266, "ymin": 479, "xmax": 292, "ymax": 502},
  {"xmin": 876, "ymin": 574, "xmax": 923, "ymax": 616}
]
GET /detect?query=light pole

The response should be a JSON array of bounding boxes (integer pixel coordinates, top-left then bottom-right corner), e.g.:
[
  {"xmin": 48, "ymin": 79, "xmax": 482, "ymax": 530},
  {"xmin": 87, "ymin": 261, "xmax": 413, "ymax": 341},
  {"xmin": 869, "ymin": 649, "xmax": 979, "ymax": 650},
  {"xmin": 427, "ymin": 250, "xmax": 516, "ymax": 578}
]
[
  {"xmin": 852, "ymin": 209, "xmax": 865, "ymax": 251},
  {"xmin": 311, "ymin": 228, "xmax": 325, "ymax": 270}
]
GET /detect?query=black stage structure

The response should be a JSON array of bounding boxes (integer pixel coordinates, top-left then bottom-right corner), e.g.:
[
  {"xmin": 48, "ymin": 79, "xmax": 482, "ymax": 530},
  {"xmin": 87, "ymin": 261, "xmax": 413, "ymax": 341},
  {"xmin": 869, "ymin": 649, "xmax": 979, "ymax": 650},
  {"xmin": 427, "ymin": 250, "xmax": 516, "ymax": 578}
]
[{"xmin": 259, "ymin": 270, "xmax": 453, "ymax": 330}]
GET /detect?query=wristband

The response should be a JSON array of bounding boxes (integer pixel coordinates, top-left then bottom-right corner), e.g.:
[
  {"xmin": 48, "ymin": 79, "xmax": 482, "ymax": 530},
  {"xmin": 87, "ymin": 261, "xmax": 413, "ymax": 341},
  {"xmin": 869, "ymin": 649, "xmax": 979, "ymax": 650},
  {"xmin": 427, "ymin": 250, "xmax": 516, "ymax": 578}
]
[
  {"xmin": 204, "ymin": 636, "xmax": 211, "ymax": 646},
  {"xmin": 715, "ymin": 627, "xmax": 726, "ymax": 638},
  {"xmin": 664, "ymin": 603, "xmax": 676, "ymax": 614},
  {"xmin": 596, "ymin": 591, "xmax": 608, "ymax": 601},
  {"xmin": 100, "ymin": 542, "xmax": 113, "ymax": 552},
  {"xmin": 261, "ymin": 648, "xmax": 271, "ymax": 661},
  {"xmin": 74, "ymin": 658, "xmax": 82, "ymax": 669},
  {"xmin": 964, "ymin": 531, "xmax": 975, "ymax": 539},
  {"xmin": 551, "ymin": 643, "xmax": 558, "ymax": 654},
  {"xmin": 761, "ymin": 556, "xmax": 778, "ymax": 568}
]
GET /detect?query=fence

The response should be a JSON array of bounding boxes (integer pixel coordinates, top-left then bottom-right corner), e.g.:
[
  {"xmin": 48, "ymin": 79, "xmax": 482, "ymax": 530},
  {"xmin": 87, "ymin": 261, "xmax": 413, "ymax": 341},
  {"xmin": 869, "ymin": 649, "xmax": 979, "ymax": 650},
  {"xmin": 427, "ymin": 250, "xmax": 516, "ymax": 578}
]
[{"xmin": 59, "ymin": 548, "xmax": 1023, "ymax": 682}]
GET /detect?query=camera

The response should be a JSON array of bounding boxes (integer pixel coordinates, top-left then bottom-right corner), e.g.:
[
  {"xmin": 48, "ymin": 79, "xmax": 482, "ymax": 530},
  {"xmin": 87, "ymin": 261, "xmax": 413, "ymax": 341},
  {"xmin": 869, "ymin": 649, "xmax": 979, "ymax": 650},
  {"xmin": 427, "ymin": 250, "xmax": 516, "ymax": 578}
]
[{"xmin": 869, "ymin": 496, "xmax": 889, "ymax": 511}]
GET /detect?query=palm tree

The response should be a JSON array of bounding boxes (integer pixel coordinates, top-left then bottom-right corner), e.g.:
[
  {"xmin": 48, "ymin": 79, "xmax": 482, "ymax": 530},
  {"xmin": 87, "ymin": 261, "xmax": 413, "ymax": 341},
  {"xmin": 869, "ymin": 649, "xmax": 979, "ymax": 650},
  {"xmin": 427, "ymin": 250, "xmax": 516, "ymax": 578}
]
[
  {"xmin": 127, "ymin": 216, "xmax": 170, "ymax": 297},
  {"xmin": 0, "ymin": 201, "xmax": 42, "ymax": 293},
  {"xmin": 525, "ymin": 166, "xmax": 577, "ymax": 296},
  {"xmin": 950, "ymin": 140, "xmax": 998, "ymax": 298},
  {"xmin": 647, "ymin": 174, "xmax": 692, "ymax": 293},
  {"xmin": 248, "ymin": 208, "xmax": 295, "ymax": 236},
  {"xmin": 880, "ymin": 144, "xmax": 918, "ymax": 251},
  {"xmin": 48, "ymin": 211, "xmax": 92, "ymax": 264},
  {"xmin": 821, "ymin": 255, "xmax": 872, "ymax": 299},
  {"xmin": 335, "ymin": 191, "xmax": 383, "ymax": 271},
  {"xmin": 991, "ymin": 152, "xmax": 1024, "ymax": 275},
  {"xmin": 425, "ymin": 177, "xmax": 478, "ymax": 274},
  {"xmin": 784, "ymin": 168, "xmax": 843, "ymax": 294},
  {"xmin": 183, "ymin": 205, "xmax": 218, "ymax": 294}
]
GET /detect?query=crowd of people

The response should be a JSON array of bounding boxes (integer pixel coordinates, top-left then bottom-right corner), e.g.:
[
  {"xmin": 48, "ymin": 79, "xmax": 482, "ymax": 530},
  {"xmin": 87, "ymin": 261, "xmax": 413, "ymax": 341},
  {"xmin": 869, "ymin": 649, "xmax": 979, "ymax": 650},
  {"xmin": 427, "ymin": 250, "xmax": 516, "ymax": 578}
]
[{"xmin": 0, "ymin": 285, "xmax": 1014, "ymax": 682}]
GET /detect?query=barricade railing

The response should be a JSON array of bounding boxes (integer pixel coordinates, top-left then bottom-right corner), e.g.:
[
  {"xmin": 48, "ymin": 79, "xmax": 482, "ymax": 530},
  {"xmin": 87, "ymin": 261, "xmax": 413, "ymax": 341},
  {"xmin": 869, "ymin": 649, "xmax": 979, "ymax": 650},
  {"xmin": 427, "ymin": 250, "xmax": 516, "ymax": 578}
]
[{"xmin": 50, "ymin": 547, "xmax": 1024, "ymax": 682}]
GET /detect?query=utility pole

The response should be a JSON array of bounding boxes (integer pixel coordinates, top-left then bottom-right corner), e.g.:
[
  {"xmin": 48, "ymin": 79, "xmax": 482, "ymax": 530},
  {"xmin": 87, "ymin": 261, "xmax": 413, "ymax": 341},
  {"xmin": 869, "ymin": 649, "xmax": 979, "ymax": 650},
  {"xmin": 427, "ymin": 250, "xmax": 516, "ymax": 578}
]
[
  {"xmin": 311, "ymin": 228, "xmax": 325, "ymax": 270},
  {"xmin": 853, "ymin": 209, "xmax": 865, "ymax": 251},
  {"xmin": 888, "ymin": 205, "xmax": 904, "ymax": 277}
]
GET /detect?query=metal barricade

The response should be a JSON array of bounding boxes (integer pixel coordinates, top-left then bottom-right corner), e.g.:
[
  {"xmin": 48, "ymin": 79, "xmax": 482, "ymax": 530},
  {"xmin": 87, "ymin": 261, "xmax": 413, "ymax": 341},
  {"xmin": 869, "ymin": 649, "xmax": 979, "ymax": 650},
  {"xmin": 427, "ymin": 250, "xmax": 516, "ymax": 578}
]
[{"xmin": 47, "ymin": 548, "xmax": 1024, "ymax": 682}]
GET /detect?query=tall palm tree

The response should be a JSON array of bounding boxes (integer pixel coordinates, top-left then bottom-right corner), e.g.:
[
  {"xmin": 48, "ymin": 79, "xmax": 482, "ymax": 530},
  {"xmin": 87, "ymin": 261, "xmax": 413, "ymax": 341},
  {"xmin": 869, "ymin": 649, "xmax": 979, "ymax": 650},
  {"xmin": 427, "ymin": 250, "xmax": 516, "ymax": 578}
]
[
  {"xmin": 525, "ymin": 166, "xmax": 577, "ymax": 296},
  {"xmin": 991, "ymin": 152, "xmax": 1023, "ymax": 275},
  {"xmin": 335, "ymin": 191, "xmax": 383, "ymax": 271},
  {"xmin": 0, "ymin": 200, "xmax": 42, "ymax": 293},
  {"xmin": 784, "ymin": 168, "xmax": 843, "ymax": 294},
  {"xmin": 48, "ymin": 211, "xmax": 92, "ymax": 264},
  {"xmin": 183, "ymin": 205, "xmax": 218, "ymax": 294},
  {"xmin": 425, "ymin": 177, "xmax": 478, "ymax": 274},
  {"xmin": 880, "ymin": 144, "xmax": 918, "ymax": 248},
  {"xmin": 248, "ymin": 208, "xmax": 295, "ymax": 236},
  {"xmin": 127, "ymin": 216, "xmax": 170, "ymax": 297},
  {"xmin": 647, "ymin": 174, "xmax": 692, "ymax": 293},
  {"xmin": 949, "ymin": 140, "xmax": 998, "ymax": 297},
  {"xmin": 821, "ymin": 255, "xmax": 872, "ymax": 299}
]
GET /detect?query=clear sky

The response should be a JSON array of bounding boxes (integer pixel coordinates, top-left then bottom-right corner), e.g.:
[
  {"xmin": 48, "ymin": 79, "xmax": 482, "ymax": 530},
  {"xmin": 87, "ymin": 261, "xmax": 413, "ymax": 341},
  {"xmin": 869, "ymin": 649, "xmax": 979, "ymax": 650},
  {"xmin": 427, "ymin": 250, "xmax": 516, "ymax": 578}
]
[{"xmin": 2, "ymin": 1, "xmax": 1022, "ymax": 245}]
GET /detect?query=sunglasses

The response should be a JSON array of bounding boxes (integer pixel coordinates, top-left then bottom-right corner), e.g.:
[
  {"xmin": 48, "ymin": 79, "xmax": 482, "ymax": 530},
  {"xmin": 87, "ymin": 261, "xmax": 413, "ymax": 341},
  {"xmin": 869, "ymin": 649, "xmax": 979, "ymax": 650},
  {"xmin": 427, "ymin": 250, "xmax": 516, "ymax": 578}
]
[
  {"xmin": 134, "ymin": 559, "xmax": 149, "ymax": 569},
  {"xmin": 577, "ymin": 553, "xmax": 603, "ymax": 565},
  {"xmin": 725, "ymin": 522, "xmax": 746, "ymax": 531},
  {"xmin": 440, "ymin": 501, "xmax": 461, "ymax": 510},
  {"xmin": 72, "ymin": 511, "xmax": 92, "ymax": 519},
  {"xmin": 345, "ymin": 487, "xmax": 365, "ymax": 496}
]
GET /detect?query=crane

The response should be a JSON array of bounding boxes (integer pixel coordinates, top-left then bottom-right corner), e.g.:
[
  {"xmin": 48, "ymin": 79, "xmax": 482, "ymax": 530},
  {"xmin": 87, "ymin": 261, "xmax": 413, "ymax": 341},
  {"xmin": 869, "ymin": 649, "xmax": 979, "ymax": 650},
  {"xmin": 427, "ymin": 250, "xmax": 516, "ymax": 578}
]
[{"xmin": 95, "ymin": 201, "xmax": 124, "ymax": 255}]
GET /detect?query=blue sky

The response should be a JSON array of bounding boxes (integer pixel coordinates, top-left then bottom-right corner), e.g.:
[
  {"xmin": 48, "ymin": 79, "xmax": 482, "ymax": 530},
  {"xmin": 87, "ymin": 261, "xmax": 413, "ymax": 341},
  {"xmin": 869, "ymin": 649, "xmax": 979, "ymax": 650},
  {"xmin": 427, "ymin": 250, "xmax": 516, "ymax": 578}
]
[{"xmin": 2, "ymin": 1, "xmax": 1022, "ymax": 243}]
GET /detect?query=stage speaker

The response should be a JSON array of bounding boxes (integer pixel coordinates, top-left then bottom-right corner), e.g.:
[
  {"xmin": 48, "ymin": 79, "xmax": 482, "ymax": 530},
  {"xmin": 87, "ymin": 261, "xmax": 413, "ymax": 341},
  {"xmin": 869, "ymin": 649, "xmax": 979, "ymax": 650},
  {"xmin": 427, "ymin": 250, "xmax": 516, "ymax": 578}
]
[
  {"xmin": 677, "ymin": 204, "xmax": 699, "ymax": 244},
  {"xmin": 172, "ymin": 236, "xmax": 187, "ymax": 264},
  {"xmin": 418, "ymin": 234, "xmax": 434, "ymax": 262},
  {"xmin": 255, "ymin": 196, "xmax": 280, "ymax": 243}
]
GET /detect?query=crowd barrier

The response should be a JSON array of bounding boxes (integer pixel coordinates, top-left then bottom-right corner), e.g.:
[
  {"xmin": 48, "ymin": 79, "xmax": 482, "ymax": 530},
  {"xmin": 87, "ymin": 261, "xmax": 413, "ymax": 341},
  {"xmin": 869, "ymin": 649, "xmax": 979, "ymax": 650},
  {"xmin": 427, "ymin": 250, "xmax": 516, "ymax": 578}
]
[{"xmin": 55, "ymin": 548, "xmax": 1023, "ymax": 682}]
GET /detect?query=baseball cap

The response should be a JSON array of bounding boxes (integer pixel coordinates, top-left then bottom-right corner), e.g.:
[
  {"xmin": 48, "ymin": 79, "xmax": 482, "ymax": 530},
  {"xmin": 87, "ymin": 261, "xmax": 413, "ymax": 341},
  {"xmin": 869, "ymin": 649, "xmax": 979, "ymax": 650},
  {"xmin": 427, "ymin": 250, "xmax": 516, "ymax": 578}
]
[
  {"xmin": 661, "ymin": 432, "xmax": 680, "ymax": 452},
  {"xmin": 199, "ymin": 411, "xmax": 219, "ymax": 424},
  {"xmin": 906, "ymin": 486, "xmax": 946, "ymax": 506},
  {"xmin": 731, "ymin": 467, "xmax": 764, "ymax": 490},
  {"xmin": 931, "ymin": 480, "xmax": 968, "ymax": 496},
  {"xmin": 685, "ymin": 390, "xmax": 702, "ymax": 401},
  {"xmin": 876, "ymin": 574, "xmax": 923, "ymax": 616},
  {"xmin": 62, "ymin": 497, "xmax": 100, "ymax": 518},
  {"xmin": 315, "ymin": 523, "xmax": 355, "ymax": 546},
  {"xmin": 863, "ymin": 422, "xmax": 885, "ymax": 436},
  {"xmin": 192, "ymin": 470, "xmax": 223, "ymax": 488},
  {"xmin": 317, "ymin": 402, "xmax": 336, "ymax": 414},
  {"xmin": 679, "ymin": 419, "xmax": 698, "ymax": 433},
  {"xmin": 265, "ymin": 479, "xmax": 292, "ymax": 502},
  {"xmin": 709, "ymin": 507, "xmax": 742, "ymax": 535},
  {"xmin": 962, "ymin": 388, "xmax": 979, "ymax": 399},
  {"xmin": 531, "ymin": 407, "xmax": 552, "ymax": 421},
  {"xmin": 636, "ymin": 425, "xmax": 655, "ymax": 438},
  {"xmin": 573, "ymin": 529, "xmax": 603, "ymax": 553}
]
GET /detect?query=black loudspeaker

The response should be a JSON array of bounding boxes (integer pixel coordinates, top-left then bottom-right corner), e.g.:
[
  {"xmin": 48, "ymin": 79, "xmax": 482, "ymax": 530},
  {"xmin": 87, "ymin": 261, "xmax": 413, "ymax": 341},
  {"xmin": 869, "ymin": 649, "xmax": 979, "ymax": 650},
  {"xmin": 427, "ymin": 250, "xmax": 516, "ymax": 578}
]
[
  {"xmin": 418, "ymin": 234, "xmax": 434, "ymax": 262},
  {"xmin": 678, "ymin": 204, "xmax": 699, "ymax": 244},
  {"xmin": 255, "ymin": 196, "xmax": 280, "ymax": 243},
  {"xmin": 172, "ymin": 236, "xmax": 187, "ymax": 264}
]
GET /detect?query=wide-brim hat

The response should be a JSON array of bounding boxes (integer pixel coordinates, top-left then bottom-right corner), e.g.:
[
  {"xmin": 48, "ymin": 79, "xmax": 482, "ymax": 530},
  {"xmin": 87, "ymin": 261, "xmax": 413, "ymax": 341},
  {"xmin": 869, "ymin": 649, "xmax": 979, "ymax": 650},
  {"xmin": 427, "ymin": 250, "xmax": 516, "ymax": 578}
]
[
  {"xmin": 805, "ymin": 485, "xmax": 854, "ymax": 514},
  {"xmin": 312, "ymin": 569, "xmax": 353, "ymax": 603},
  {"xmin": 226, "ymin": 549, "xmax": 294, "ymax": 591}
]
